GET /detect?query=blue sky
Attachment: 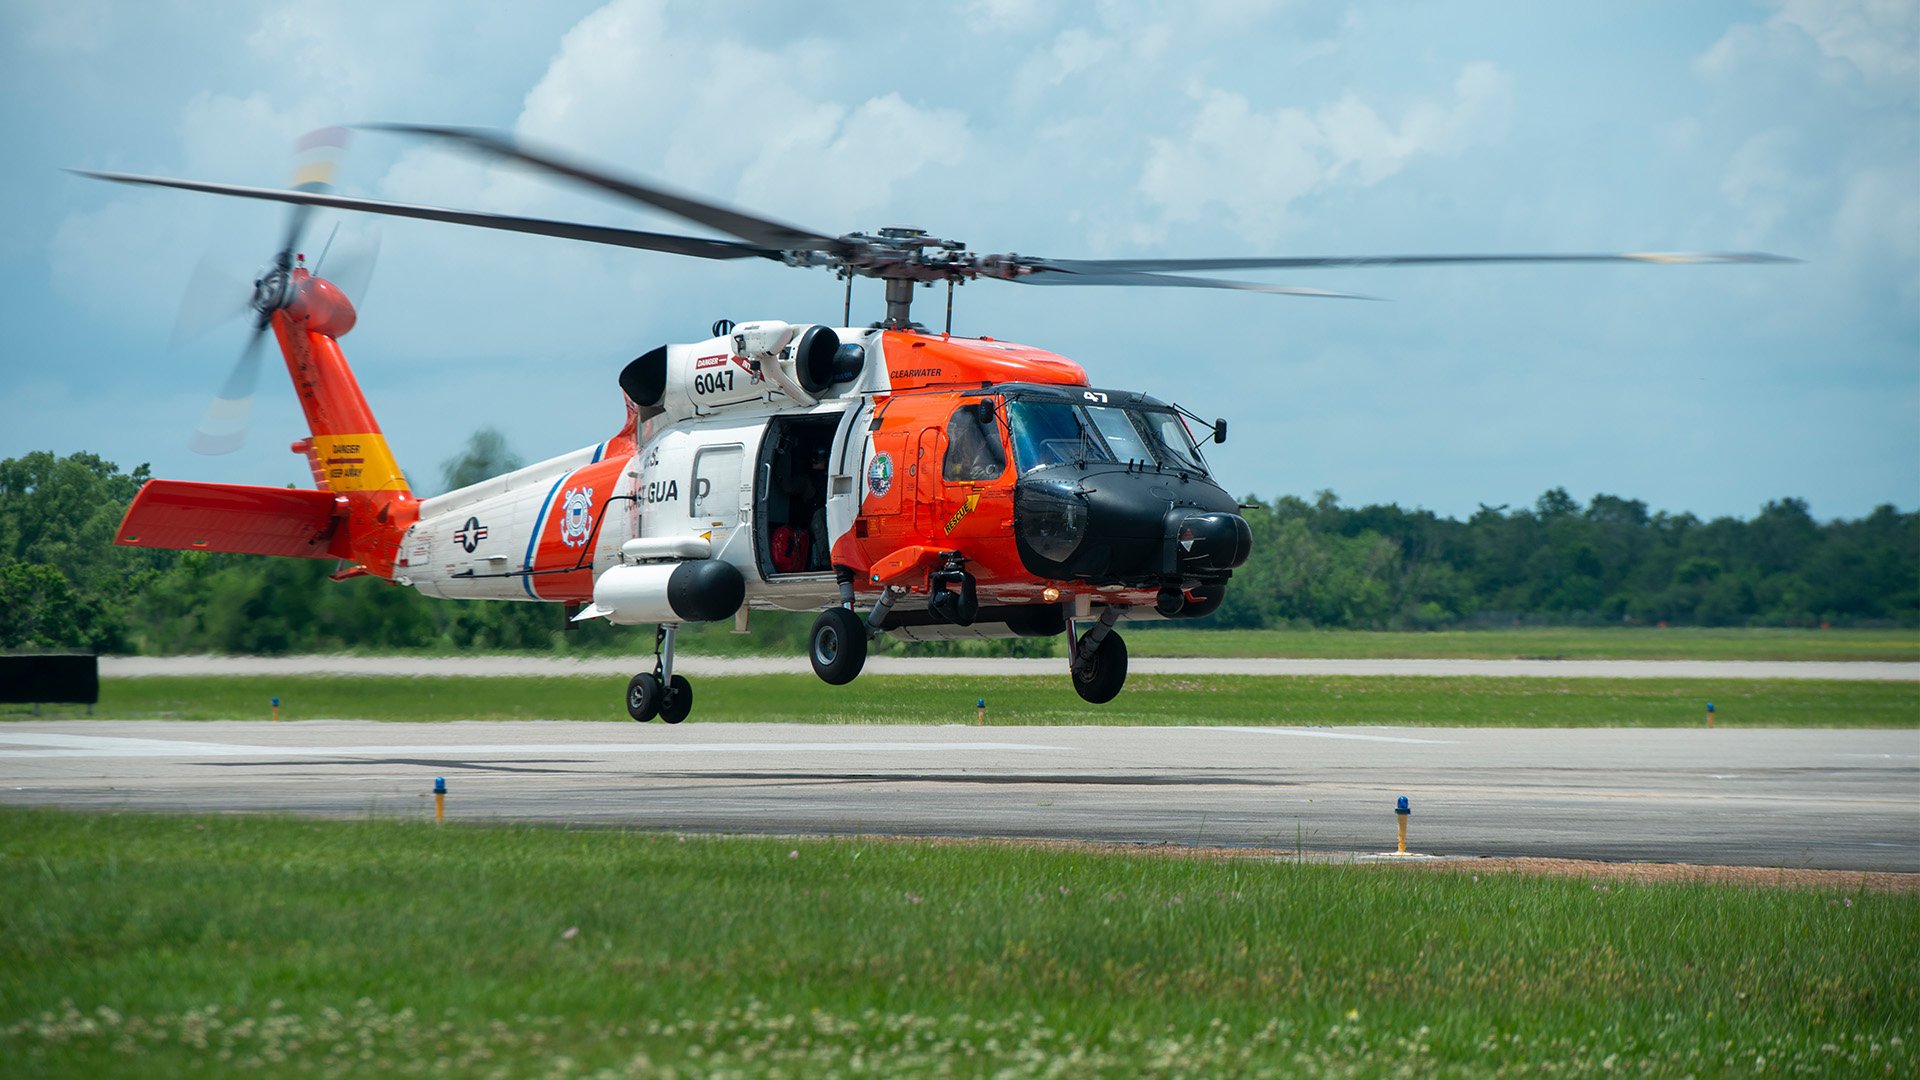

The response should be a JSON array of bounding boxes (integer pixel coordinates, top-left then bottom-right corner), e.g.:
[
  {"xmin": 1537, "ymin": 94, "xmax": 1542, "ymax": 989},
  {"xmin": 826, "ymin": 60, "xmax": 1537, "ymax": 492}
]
[{"xmin": 2, "ymin": 0, "xmax": 1914, "ymax": 521}]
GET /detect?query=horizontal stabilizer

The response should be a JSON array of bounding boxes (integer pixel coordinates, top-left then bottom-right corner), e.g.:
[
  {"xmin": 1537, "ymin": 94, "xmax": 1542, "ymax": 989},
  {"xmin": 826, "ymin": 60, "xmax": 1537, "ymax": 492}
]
[{"xmin": 116, "ymin": 480, "xmax": 344, "ymax": 560}]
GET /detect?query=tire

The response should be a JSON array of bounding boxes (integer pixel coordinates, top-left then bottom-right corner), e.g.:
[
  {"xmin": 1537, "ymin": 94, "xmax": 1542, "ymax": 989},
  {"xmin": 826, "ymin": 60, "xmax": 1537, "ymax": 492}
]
[
  {"xmin": 1070, "ymin": 628, "xmax": 1128, "ymax": 704},
  {"xmin": 659, "ymin": 674, "xmax": 693, "ymax": 724},
  {"xmin": 809, "ymin": 607, "xmax": 868, "ymax": 686},
  {"xmin": 626, "ymin": 672, "xmax": 662, "ymax": 722}
]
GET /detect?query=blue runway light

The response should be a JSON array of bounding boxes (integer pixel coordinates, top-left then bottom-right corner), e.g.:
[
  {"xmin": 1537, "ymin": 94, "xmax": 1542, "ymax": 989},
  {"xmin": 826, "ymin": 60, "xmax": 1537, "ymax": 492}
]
[
  {"xmin": 271, "ymin": 697, "xmax": 280, "ymax": 707},
  {"xmin": 434, "ymin": 777, "xmax": 447, "ymax": 795},
  {"xmin": 1396, "ymin": 796, "xmax": 1410, "ymax": 815}
]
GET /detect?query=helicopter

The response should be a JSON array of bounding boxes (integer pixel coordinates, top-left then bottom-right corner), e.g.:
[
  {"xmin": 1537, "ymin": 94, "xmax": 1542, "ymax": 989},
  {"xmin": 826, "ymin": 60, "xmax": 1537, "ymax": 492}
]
[{"xmin": 81, "ymin": 125, "xmax": 1788, "ymax": 723}]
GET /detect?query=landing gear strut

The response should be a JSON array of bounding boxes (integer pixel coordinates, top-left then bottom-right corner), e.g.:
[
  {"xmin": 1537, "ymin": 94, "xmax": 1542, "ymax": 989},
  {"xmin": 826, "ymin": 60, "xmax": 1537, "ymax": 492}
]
[
  {"xmin": 1069, "ymin": 605, "xmax": 1129, "ymax": 704},
  {"xmin": 628, "ymin": 623, "xmax": 693, "ymax": 723}
]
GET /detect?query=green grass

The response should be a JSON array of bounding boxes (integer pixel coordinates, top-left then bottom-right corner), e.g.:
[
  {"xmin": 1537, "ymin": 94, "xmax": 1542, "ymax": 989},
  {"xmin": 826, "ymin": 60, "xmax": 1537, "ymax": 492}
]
[
  {"xmin": 1118, "ymin": 626, "xmax": 1920, "ymax": 661},
  {"xmin": 2, "ymin": 809, "xmax": 1913, "ymax": 1078},
  {"xmin": 7, "ymin": 673, "xmax": 1915, "ymax": 727},
  {"xmin": 284, "ymin": 623, "xmax": 1920, "ymax": 661}
]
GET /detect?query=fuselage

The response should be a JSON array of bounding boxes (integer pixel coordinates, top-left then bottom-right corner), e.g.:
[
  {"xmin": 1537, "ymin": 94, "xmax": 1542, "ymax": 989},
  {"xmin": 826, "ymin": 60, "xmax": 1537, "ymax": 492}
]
[{"xmin": 396, "ymin": 327, "xmax": 1248, "ymax": 627}]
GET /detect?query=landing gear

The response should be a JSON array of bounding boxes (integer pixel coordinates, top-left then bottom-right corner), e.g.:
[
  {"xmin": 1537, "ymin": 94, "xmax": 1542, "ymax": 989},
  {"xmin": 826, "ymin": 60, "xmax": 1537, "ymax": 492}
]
[
  {"xmin": 659, "ymin": 674, "xmax": 693, "ymax": 724},
  {"xmin": 1069, "ymin": 605, "xmax": 1130, "ymax": 704},
  {"xmin": 809, "ymin": 607, "xmax": 868, "ymax": 685},
  {"xmin": 628, "ymin": 624, "xmax": 695, "ymax": 722},
  {"xmin": 626, "ymin": 672, "xmax": 661, "ymax": 722}
]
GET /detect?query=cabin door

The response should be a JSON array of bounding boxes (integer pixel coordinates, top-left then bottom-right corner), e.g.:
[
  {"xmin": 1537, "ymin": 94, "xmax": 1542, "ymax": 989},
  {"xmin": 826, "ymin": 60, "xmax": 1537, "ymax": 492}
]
[{"xmin": 691, "ymin": 443, "xmax": 745, "ymax": 549}]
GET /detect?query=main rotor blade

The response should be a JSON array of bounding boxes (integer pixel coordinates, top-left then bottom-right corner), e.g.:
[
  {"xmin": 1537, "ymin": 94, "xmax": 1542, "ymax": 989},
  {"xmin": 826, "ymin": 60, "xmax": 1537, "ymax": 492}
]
[
  {"xmin": 73, "ymin": 170, "xmax": 775, "ymax": 262},
  {"xmin": 369, "ymin": 123, "xmax": 850, "ymax": 255},
  {"xmin": 190, "ymin": 327, "xmax": 269, "ymax": 456},
  {"xmin": 1029, "ymin": 252, "xmax": 1798, "ymax": 274},
  {"xmin": 1013, "ymin": 267, "xmax": 1377, "ymax": 299}
]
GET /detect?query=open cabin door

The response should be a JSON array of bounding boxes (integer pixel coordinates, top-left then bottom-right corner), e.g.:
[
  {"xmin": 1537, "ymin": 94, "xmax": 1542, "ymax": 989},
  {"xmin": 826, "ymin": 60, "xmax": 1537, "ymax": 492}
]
[{"xmin": 753, "ymin": 411, "xmax": 846, "ymax": 578}]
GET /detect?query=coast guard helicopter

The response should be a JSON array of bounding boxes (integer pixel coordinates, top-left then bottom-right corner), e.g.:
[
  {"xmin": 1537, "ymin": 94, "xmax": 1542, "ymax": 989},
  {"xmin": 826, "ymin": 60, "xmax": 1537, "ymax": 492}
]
[{"xmin": 82, "ymin": 125, "xmax": 1787, "ymax": 723}]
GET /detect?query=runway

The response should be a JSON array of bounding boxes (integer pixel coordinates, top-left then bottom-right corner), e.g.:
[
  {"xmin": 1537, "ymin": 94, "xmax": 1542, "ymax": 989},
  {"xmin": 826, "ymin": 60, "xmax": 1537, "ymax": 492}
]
[
  {"xmin": 4, "ymin": 721, "xmax": 1915, "ymax": 872},
  {"xmin": 99, "ymin": 654, "xmax": 1920, "ymax": 680}
]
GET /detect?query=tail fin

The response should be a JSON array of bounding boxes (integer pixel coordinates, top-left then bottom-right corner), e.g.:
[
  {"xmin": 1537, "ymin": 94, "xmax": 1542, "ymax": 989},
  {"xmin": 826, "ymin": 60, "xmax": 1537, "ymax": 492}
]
[
  {"xmin": 117, "ymin": 267, "xmax": 418, "ymax": 578},
  {"xmin": 117, "ymin": 481, "xmax": 344, "ymax": 560}
]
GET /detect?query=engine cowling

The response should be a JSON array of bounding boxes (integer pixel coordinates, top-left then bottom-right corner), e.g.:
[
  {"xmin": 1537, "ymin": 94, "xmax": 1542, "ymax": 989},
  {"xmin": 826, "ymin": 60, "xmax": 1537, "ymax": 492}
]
[{"xmin": 619, "ymin": 323, "xmax": 867, "ymax": 421}]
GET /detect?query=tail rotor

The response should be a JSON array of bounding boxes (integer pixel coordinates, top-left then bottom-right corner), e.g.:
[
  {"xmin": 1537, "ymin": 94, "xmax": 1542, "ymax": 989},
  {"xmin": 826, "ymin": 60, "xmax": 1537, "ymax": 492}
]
[{"xmin": 173, "ymin": 127, "xmax": 375, "ymax": 455}]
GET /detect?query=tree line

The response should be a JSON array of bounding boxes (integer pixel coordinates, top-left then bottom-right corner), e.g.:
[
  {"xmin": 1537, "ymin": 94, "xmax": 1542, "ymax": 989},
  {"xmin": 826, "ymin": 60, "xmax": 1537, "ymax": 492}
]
[{"xmin": 1, "ymin": 448, "xmax": 1912, "ymax": 654}]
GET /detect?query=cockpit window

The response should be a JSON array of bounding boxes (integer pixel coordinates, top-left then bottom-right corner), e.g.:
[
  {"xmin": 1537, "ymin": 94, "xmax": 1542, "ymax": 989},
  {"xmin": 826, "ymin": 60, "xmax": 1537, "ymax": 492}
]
[
  {"xmin": 1009, "ymin": 401, "xmax": 1107, "ymax": 471},
  {"xmin": 1008, "ymin": 399, "xmax": 1209, "ymax": 475},
  {"xmin": 943, "ymin": 400, "xmax": 1008, "ymax": 481},
  {"xmin": 1084, "ymin": 406, "xmax": 1154, "ymax": 466},
  {"xmin": 1135, "ymin": 408, "xmax": 1207, "ymax": 473}
]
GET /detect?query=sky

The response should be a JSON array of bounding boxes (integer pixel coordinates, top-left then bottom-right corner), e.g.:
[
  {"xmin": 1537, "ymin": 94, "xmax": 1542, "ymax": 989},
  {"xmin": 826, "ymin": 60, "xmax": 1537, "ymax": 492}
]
[{"xmin": 1, "ymin": 0, "xmax": 1914, "ymax": 522}]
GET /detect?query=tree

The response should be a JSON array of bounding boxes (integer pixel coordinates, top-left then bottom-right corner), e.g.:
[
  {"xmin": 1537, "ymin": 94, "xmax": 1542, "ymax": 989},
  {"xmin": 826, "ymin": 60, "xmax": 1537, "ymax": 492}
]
[{"xmin": 440, "ymin": 427, "xmax": 524, "ymax": 493}]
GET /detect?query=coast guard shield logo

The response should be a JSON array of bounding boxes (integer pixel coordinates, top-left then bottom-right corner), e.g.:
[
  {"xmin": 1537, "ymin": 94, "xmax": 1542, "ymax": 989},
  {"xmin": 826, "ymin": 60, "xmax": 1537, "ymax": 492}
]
[
  {"xmin": 560, "ymin": 485, "xmax": 594, "ymax": 548},
  {"xmin": 867, "ymin": 452, "xmax": 894, "ymax": 497}
]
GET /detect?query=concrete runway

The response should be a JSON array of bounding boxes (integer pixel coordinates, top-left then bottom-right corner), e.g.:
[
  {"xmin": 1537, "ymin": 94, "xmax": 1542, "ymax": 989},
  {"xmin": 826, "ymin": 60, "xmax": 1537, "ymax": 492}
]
[
  {"xmin": 99, "ymin": 654, "xmax": 1920, "ymax": 680},
  {"xmin": 4, "ymin": 721, "xmax": 1915, "ymax": 872}
]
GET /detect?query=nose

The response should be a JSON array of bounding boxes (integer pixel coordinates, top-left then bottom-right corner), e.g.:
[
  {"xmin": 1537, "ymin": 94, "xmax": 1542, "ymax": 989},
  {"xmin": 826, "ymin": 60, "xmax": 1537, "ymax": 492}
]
[{"xmin": 1013, "ymin": 469, "xmax": 1247, "ymax": 583}]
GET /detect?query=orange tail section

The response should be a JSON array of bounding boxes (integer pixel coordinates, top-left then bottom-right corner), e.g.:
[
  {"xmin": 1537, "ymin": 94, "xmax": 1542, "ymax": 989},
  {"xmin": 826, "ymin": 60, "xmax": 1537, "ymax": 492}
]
[
  {"xmin": 117, "ymin": 481, "xmax": 345, "ymax": 560},
  {"xmin": 117, "ymin": 267, "xmax": 418, "ymax": 579}
]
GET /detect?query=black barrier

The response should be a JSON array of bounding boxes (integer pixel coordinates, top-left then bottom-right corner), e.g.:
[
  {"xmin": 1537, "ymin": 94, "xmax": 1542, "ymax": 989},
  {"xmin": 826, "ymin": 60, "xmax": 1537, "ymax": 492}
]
[{"xmin": 0, "ymin": 654, "xmax": 100, "ymax": 705}]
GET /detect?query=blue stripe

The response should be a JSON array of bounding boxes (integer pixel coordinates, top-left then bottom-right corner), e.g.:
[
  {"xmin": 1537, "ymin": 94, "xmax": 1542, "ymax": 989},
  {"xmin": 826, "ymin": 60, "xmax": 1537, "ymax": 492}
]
[
  {"xmin": 589, "ymin": 442, "xmax": 604, "ymax": 464},
  {"xmin": 522, "ymin": 474, "xmax": 569, "ymax": 599}
]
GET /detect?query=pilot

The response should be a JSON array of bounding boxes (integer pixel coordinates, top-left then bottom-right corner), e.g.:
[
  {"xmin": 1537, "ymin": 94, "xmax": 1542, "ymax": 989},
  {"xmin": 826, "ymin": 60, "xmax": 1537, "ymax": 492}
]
[
  {"xmin": 944, "ymin": 400, "xmax": 1006, "ymax": 481},
  {"xmin": 807, "ymin": 445, "xmax": 830, "ymax": 570}
]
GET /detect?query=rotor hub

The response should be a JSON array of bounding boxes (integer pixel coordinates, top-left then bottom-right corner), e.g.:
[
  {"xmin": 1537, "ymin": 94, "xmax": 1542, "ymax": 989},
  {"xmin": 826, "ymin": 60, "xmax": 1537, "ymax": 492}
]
[{"xmin": 250, "ymin": 266, "xmax": 293, "ymax": 323}]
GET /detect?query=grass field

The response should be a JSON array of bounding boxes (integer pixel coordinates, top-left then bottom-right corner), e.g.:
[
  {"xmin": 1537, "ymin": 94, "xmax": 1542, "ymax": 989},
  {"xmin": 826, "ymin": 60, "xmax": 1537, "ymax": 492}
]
[
  {"xmin": 2, "ymin": 809, "xmax": 1913, "ymax": 1078},
  {"xmin": 7, "ymin": 673, "xmax": 1913, "ymax": 727},
  {"xmin": 329, "ymin": 624, "xmax": 1920, "ymax": 661}
]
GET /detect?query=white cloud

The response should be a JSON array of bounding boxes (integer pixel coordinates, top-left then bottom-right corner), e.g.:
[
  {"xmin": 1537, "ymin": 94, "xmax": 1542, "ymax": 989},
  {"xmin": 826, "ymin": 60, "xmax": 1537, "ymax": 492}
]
[
  {"xmin": 509, "ymin": 0, "xmax": 975, "ymax": 226},
  {"xmin": 1139, "ymin": 62, "xmax": 1512, "ymax": 240},
  {"xmin": 1698, "ymin": 0, "xmax": 1918, "ymax": 94}
]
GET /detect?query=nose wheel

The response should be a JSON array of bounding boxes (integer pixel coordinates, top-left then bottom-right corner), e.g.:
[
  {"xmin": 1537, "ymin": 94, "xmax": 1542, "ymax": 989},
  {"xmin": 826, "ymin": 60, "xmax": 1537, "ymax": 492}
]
[
  {"xmin": 628, "ymin": 624, "xmax": 694, "ymax": 723},
  {"xmin": 1068, "ymin": 606, "xmax": 1130, "ymax": 704}
]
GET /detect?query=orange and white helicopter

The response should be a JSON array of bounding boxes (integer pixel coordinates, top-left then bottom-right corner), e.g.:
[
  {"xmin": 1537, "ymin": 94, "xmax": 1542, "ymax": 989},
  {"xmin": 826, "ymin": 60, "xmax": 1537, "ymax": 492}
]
[{"xmin": 82, "ymin": 125, "xmax": 1786, "ymax": 723}]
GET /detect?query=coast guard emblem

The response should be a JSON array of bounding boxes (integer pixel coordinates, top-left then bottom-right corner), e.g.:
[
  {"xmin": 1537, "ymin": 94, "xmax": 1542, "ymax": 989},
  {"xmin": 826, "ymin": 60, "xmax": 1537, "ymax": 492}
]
[
  {"xmin": 560, "ymin": 486, "xmax": 594, "ymax": 548},
  {"xmin": 867, "ymin": 452, "xmax": 894, "ymax": 497}
]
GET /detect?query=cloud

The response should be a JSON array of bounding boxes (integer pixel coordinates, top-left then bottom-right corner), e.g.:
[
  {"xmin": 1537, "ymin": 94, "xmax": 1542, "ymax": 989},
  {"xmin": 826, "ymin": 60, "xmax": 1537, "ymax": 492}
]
[
  {"xmin": 1139, "ymin": 62, "xmax": 1512, "ymax": 241},
  {"xmin": 1692, "ymin": 0, "xmax": 1919, "ymax": 311},
  {"xmin": 510, "ymin": 0, "xmax": 974, "ymax": 227},
  {"xmin": 1698, "ymin": 0, "xmax": 1918, "ymax": 95}
]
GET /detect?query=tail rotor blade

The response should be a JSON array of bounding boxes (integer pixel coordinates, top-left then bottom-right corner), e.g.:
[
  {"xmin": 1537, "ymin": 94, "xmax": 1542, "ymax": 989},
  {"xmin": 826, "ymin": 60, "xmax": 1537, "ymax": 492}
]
[
  {"xmin": 317, "ymin": 223, "xmax": 381, "ymax": 305},
  {"xmin": 171, "ymin": 252, "xmax": 250, "ymax": 346},
  {"xmin": 278, "ymin": 204, "xmax": 313, "ymax": 263},
  {"xmin": 190, "ymin": 327, "xmax": 269, "ymax": 455}
]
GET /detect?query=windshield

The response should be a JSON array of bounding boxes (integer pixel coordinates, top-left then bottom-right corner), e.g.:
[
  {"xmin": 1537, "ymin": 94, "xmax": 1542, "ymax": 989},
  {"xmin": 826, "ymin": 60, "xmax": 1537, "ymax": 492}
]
[{"xmin": 1008, "ymin": 400, "xmax": 1208, "ymax": 475}]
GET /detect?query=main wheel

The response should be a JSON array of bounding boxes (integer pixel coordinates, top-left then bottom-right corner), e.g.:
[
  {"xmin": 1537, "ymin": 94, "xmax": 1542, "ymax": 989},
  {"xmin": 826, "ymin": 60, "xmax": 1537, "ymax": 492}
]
[
  {"xmin": 1070, "ymin": 628, "xmax": 1128, "ymax": 704},
  {"xmin": 809, "ymin": 607, "xmax": 868, "ymax": 685},
  {"xmin": 659, "ymin": 674, "xmax": 694, "ymax": 724},
  {"xmin": 626, "ymin": 672, "xmax": 662, "ymax": 722}
]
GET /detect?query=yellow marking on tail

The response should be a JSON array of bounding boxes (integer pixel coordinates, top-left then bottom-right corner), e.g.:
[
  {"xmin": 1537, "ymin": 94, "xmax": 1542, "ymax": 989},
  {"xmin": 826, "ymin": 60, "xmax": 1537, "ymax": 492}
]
[{"xmin": 317, "ymin": 432, "xmax": 408, "ymax": 493}]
